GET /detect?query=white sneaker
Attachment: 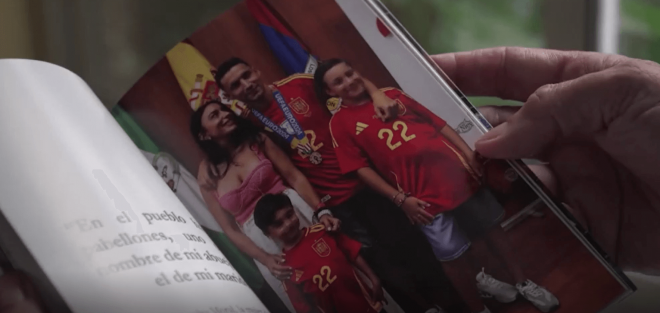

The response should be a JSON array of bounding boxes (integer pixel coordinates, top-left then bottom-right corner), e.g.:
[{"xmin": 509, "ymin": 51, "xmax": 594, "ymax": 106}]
[
  {"xmin": 476, "ymin": 268, "xmax": 518, "ymax": 303},
  {"xmin": 516, "ymin": 280, "xmax": 560, "ymax": 312}
]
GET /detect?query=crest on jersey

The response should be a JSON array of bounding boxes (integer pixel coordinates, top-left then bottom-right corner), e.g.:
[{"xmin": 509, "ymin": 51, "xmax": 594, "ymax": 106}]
[
  {"xmin": 312, "ymin": 238, "xmax": 331, "ymax": 258},
  {"xmin": 455, "ymin": 118, "xmax": 474, "ymax": 134},
  {"xmin": 356, "ymin": 122, "xmax": 369, "ymax": 135},
  {"xmin": 295, "ymin": 270, "xmax": 304, "ymax": 282},
  {"xmin": 290, "ymin": 97, "xmax": 310, "ymax": 115}
]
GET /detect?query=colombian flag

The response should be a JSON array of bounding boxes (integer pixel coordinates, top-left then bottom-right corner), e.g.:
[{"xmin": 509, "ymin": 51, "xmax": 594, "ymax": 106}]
[
  {"xmin": 165, "ymin": 42, "xmax": 248, "ymax": 115},
  {"xmin": 246, "ymin": 0, "xmax": 318, "ymax": 75}
]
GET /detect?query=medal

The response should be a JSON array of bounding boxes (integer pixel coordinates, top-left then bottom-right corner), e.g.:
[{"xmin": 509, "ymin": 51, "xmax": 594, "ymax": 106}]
[
  {"xmin": 252, "ymin": 88, "xmax": 322, "ymax": 163},
  {"xmin": 309, "ymin": 151, "xmax": 323, "ymax": 165}
]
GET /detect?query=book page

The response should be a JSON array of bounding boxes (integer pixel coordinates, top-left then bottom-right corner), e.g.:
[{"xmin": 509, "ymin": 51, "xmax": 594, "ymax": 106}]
[{"xmin": 0, "ymin": 59, "xmax": 268, "ymax": 313}]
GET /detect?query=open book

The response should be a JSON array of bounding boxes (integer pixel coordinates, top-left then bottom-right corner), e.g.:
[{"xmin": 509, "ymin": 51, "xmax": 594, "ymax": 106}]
[{"xmin": 0, "ymin": 0, "xmax": 636, "ymax": 312}]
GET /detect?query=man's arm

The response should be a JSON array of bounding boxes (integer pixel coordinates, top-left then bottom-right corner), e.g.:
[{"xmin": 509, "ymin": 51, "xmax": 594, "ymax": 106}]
[
  {"xmin": 263, "ymin": 135, "xmax": 321, "ymax": 208},
  {"xmin": 262, "ymin": 135, "xmax": 341, "ymax": 231}
]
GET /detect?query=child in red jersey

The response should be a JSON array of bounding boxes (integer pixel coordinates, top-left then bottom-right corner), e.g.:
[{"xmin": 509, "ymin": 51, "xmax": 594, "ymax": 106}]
[
  {"xmin": 254, "ymin": 193, "xmax": 386, "ymax": 313},
  {"xmin": 317, "ymin": 59, "xmax": 560, "ymax": 313}
]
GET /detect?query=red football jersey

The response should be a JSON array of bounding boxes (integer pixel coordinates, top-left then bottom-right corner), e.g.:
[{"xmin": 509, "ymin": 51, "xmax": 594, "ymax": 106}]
[
  {"xmin": 329, "ymin": 88, "xmax": 480, "ymax": 216},
  {"xmin": 245, "ymin": 74, "xmax": 360, "ymax": 206},
  {"xmin": 283, "ymin": 224, "xmax": 380, "ymax": 313}
]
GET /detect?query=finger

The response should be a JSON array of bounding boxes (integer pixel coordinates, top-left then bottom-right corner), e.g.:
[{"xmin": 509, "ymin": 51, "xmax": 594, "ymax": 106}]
[
  {"xmin": 419, "ymin": 213, "xmax": 434, "ymax": 225},
  {"xmin": 272, "ymin": 262, "xmax": 290, "ymax": 270},
  {"xmin": 419, "ymin": 209, "xmax": 435, "ymax": 220},
  {"xmin": 431, "ymin": 47, "xmax": 628, "ymax": 101},
  {"xmin": 478, "ymin": 105, "xmax": 520, "ymax": 128},
  {"xmin": 413, "ymin": 215, "xmax": 427, "ymax": 225},
  {"xmin": 416, "ymin": 199, "xmax": 429, "ymax": 207},
  {"xmin": 475, "ymin": 66, "xmax": 649, "ymax": 160},
  {"xmin": 377, "ymin": 108, "xmax": 388, "ymax": 122}
]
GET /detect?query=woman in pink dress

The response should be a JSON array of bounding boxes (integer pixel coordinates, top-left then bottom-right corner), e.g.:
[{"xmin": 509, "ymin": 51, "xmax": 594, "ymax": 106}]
[{"xmin": 190, "ymin": 100, "xmax": 338, "ymax": 312}]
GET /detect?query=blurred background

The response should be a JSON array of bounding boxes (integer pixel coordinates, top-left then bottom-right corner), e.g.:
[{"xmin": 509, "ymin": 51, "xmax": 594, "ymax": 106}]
[
  {"xmin": 0, "ymin": 0, "xmax": 659, "ymax": 311},
  {"xmin": 2, "ymin": 0, "xmax": 657, "ymax": 107}
]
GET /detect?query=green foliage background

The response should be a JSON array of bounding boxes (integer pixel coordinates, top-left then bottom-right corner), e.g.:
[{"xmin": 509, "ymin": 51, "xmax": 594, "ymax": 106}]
[{"xmin": 381, "ymin": 0, "xmax": 660, "ymax": 106}]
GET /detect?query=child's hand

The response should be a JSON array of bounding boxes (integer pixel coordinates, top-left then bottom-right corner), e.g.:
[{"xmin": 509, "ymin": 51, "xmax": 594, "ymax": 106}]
[
  {"xmin": 370, "ymin": 278, "xmax": 387, "ymax": 305},
  {"xmin": 401, "ymin": 196, "xmax": 434, "ymax": 225}
]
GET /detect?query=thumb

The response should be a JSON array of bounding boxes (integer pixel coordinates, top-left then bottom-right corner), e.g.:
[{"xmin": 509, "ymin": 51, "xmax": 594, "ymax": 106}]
[
  {"xmin": 474, "ymin": 67, "xmax": 641, "ymax": 159},
  {"xmin": 477, "ymin": 105, "xmax": 520, "ymax": 128}
]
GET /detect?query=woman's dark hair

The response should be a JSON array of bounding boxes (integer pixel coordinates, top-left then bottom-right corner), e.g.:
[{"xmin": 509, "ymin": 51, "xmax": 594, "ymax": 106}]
[
  {"xmin": 190, "ymin": 100, "xmax": 263, "ymax": 177},
  {"xmin": 313, "ymin": 58, "xmax": 350, "ymax": 105},
  {"xmin": 254, "ymin": 193, "xmax": 293, "ymax": 235}
]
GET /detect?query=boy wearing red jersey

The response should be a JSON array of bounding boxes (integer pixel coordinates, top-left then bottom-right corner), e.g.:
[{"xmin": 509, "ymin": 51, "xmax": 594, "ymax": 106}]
[
  {"xmin": 254, "ymin": 193, "xmax": 386, "ymax": 313},
  {"xmin": 319, "ymin": 59, "xmax": 559, "ymax": 313}
]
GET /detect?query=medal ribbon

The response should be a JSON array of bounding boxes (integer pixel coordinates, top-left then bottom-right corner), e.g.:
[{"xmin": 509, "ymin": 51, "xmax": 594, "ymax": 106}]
[{"xmin": 251, "ymin": 90, "xmax": 313, "ymax": 155}]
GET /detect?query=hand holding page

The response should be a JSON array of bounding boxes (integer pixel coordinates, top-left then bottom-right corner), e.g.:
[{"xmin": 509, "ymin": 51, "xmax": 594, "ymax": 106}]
[{"xmin": 0, "ymin": 60, "xmax": 267, "ymax": 313}]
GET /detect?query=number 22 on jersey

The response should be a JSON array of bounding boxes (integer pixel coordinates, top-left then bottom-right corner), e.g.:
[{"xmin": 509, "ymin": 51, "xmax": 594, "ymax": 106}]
[
  {"xmin": 297, "ymin": 130, "xmax": 324, "ymax": 158},
  {"xmin": 312, "ymin": 266, "xmax": 337, "ymax": 292},
  {"xmin": 378, "ymin": 121, "xmax": 416, "ymax": 150}
]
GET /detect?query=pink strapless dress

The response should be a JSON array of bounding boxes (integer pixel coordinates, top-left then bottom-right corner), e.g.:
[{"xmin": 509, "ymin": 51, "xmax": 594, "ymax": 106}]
[{"xmin": 213, "ymin": 148, "xmax": 287, "ymax": 226}]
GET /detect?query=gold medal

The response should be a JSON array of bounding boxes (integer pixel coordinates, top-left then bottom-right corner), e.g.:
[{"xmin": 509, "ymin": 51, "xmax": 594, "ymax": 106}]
[{"xmin": 309, "ymin": 151, "xmax": 323, "ymax": 165}]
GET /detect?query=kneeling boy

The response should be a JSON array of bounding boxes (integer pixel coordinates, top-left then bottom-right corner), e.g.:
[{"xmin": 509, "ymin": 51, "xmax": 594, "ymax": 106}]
[{"xmin": 254, "ymin": 193, "xmax": 386, "ymax": 313}]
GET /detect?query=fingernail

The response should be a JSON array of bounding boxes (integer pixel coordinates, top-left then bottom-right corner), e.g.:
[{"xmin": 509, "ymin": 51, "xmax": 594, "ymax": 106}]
[{"xmin": 476, "ymin": 122, "xmax": 508, "ymax": 144}]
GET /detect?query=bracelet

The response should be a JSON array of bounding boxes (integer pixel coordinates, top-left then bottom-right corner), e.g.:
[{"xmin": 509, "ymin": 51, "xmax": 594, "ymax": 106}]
[
  {"xmin": 313, "ymin": 207, "xmax": 333, "ymax": 223},
  {"xmin": 395, "ymin": 192, "xmax": 410, "ymax": 207},
  {"xmin": 391, "ymin": 191, "xmax": 403, "ymax": 202}
]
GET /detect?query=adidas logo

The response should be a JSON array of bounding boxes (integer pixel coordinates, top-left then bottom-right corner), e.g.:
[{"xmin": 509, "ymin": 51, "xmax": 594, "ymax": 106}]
[{"xmin": 356, "ymin": 122, "xmax": 368, "ymax": 135}]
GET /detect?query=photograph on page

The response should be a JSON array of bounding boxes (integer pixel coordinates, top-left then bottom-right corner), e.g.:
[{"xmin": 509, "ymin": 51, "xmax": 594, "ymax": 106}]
[{"xmin": 111, "ymin": 0, "xmax": 635, "ymax": 312}]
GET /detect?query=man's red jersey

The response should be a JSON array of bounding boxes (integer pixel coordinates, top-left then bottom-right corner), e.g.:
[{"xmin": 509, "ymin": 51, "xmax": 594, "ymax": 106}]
[
  {"xmin": 282, "ymin": 224, "xmax": 381, "ymax": 313},
  {"xmin": 245, "ymin": 74, "xmax": 360, "ymax": 206},
  {"xmin": 329, "ymin": 88, "xmax": 480, "ymax": 216}
]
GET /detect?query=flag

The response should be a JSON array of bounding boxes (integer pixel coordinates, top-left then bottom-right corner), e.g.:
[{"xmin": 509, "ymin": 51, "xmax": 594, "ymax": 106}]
[
  {"xmin": 246, "ymin": 0, "xmax": 318, "ymax": 75},
  {"xmin": 165, "ymin": 42, "xmax": 248, "ymax": 115}
]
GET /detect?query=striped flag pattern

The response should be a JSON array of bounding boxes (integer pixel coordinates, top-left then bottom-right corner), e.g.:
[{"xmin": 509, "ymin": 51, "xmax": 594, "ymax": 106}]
[{"xmin": 246, "ymin": 0, "xmax": 318, "ymax": 75}]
